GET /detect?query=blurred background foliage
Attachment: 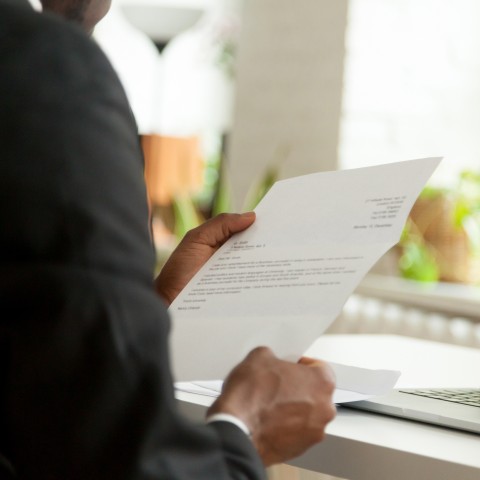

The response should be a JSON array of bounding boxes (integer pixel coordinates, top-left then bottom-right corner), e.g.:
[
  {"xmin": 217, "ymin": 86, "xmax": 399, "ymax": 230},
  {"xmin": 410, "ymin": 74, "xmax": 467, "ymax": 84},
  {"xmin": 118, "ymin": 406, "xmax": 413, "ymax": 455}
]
[{"xmin": 399, "ymin": 171, "xmax": 480, "ymax": 284}]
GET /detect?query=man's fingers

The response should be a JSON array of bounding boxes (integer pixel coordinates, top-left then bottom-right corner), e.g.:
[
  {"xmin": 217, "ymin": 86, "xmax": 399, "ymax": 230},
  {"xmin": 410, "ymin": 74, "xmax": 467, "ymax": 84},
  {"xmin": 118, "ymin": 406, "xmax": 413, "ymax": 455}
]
[
  {"xmin": 298, "ymin": 356, "xmax": 320, "ymax": 366},
  {"xmin": 298, "ymin": 357, "xmax": 336, "ymax": 388},
  {"xmin": 214, "ymin": 212, "xmax": 256, "ymax": 235},
  {"xmin": 187, "ymin": 212, "xmax": 256, "ymax": 247}
]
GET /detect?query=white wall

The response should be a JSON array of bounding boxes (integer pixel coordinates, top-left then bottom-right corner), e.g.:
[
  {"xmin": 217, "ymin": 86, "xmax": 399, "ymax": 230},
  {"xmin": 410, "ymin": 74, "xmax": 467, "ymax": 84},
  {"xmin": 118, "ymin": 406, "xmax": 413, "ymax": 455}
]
[
  {"xmin": 228, "ymin": 0, "xmax": 348, "ymax": 210},
  {"xmin": 108, "ymin": 0, "xmax": 480, "ymax": 198},
  {"xmin": 340, "ymin": 0, "xmax": 480, "ymax": 186}
]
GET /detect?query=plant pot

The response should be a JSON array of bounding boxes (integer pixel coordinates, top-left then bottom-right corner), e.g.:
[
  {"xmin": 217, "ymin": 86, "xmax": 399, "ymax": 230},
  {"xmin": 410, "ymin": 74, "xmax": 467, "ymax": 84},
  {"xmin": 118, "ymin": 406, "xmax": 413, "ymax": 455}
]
[{"xmin": 408, "ymin": 196, "xmax": 480, "ymax": 284}]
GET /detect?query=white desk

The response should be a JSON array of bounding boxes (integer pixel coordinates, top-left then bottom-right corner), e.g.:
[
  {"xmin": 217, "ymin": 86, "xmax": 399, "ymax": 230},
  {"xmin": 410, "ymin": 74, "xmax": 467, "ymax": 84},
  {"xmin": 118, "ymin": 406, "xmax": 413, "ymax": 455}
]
[{"xmin": 176, "ymin": 334, "xmax": 480, "ymax": 480}]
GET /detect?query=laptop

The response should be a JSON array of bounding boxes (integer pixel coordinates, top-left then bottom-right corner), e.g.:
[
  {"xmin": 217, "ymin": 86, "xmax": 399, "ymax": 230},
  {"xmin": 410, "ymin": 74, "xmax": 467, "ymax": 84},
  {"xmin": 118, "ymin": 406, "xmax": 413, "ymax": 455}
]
[{"xmin": 345, "ymin": 387, "xmax": 480, "ymax": 434}]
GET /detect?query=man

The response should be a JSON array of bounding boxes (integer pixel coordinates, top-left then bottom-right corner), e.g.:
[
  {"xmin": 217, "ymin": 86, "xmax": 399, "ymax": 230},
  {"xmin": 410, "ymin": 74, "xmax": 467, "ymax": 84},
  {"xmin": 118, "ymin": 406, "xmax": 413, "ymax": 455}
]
[
  {"xmin": 0, "ymin": 0, "xmax": 336, "ymax": 478},
  {"xmin": 40, "ymin": 0, "xmax": 111, "ymax": 34}
]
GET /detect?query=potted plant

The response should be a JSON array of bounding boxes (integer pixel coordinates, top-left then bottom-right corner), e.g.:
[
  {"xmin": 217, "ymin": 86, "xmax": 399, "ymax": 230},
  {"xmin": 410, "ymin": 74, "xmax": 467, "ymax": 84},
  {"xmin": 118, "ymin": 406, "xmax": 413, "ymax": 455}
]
[{"xmin": 399, "ymin": 171, "xmax": 480, "ymax": 284}]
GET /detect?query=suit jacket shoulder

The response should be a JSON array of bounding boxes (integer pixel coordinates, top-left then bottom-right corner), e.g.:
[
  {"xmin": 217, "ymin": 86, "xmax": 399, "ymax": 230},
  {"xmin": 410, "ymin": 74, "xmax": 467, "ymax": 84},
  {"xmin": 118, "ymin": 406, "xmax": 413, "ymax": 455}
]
[{"xmin": 0, "ymin": 3, "xmax": 265, "ymax": 479}]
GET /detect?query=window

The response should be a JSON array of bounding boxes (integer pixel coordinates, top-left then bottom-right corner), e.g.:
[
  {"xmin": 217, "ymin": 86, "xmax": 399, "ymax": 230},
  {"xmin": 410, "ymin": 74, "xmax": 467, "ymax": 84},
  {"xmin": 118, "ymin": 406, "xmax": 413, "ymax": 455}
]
[{"xmin": 340, "ymin": 0, "xmax": 480, "ymax": 187}]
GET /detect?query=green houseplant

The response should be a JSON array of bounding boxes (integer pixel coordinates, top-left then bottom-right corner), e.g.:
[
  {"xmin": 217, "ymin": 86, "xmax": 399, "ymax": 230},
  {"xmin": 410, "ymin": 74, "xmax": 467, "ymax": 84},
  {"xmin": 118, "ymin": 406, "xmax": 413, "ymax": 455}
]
[{"xmin": 399, "ymin": 171, "xmax": 480, "ymax": 284}]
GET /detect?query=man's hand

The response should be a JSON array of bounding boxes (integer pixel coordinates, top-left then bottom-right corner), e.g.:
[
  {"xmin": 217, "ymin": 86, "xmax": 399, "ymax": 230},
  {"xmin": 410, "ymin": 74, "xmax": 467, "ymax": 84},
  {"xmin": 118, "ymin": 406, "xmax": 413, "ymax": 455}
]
[
  {"xmin": 155, "ymin": 212, "xmax": 256, "ymax": 305},
  {"xmin": 207, "ymin": 347, "xmax": 336, "ymax": 466}
]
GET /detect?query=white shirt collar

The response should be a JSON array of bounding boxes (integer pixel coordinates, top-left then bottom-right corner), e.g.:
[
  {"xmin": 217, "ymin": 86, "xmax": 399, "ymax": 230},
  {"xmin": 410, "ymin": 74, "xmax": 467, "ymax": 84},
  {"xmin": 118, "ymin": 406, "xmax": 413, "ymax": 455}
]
[{"xmin": 28, "ymin": 0, "xmax": 42, "ymax": 11}]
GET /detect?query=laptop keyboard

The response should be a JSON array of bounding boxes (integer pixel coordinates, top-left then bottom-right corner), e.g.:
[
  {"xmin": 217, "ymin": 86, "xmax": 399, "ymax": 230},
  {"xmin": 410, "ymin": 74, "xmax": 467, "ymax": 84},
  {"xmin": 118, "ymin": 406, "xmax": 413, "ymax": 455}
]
[{"xmin": 400, "ymin": 388, "xmax": 480, "ymax": 407}]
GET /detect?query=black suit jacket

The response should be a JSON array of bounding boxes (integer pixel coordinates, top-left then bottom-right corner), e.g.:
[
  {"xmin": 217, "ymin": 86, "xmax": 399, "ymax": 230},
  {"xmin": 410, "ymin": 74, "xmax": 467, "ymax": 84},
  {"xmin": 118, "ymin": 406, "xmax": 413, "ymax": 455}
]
[{"xmin": 0, "ymin": 1, "xmax": 265, "ymax": 478}]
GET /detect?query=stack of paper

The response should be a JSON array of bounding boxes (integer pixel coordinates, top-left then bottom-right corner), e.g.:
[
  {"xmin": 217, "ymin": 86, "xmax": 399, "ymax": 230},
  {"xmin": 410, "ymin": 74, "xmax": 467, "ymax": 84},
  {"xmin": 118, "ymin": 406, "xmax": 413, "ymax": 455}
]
[
  {"xmin": 176, "ymin": 362, "xmax": 401, "ymax": 404},
  {"xmin": 169, "ymin": 157, "xmax": 441, "ymax": 390}
]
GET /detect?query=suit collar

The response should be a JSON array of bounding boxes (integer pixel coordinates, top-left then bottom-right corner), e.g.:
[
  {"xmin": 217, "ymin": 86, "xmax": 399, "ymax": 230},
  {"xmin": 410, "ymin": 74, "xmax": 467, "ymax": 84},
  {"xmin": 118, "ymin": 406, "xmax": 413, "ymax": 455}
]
[
  {"xmin": 27, "ymin": 0, "xmax": 42, "ymax": 10},
  {"xmin": 1, "ymin": 0, "xmax": 32, "ymax": 8}
]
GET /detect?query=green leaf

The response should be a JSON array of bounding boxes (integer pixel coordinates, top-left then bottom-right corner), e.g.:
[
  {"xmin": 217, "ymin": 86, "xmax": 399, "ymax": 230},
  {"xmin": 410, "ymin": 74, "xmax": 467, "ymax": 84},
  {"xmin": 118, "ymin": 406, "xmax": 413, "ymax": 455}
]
[
  {"xmin": 419, "ymin": 186, "xmax": 446, "ymax": 200},
  {"xmin": 211, "ymin": 170, "xmax": 232, "ymax": 216},
  {"xmin": 243, "ymin": 165, "xmax": 280, "ymax": 211},
  {"xmin": 452, "ymin": 198, "xmax": 471, "ymax": 229},
  {"xmin": 172, "ymin": 195, "xmax": 202, "ymax": 241},
  {"xmin": 399, "ymin": 241, "xmax": 439, "ymax": 282}
]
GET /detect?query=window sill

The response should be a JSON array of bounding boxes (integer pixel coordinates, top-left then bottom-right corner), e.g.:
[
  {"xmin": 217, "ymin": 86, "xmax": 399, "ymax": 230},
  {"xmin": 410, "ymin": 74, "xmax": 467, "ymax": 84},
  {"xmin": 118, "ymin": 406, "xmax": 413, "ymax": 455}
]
[{"xmin": 356, "ymin": 273, "xmax": 480, "ymax": 322}]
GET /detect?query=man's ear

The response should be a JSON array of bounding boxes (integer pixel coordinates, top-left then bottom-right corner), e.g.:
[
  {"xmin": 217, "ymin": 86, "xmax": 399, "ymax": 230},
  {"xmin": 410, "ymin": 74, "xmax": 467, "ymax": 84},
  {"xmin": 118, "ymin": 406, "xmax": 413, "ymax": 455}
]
[{"xmin": 40, "ymin": 0, "xmax": 112, "ymax": 34}]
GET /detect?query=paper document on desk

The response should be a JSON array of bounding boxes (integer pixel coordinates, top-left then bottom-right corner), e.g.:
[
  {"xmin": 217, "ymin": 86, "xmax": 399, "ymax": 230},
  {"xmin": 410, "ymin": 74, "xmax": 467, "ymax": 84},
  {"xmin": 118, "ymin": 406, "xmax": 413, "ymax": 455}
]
[
  {"xmin": 175, "ymin": 362, "xmax": 402, "ymax": 404},
  {"xmin": 169, "ymin": 157, "xmax": 441, "ymax": 381}
]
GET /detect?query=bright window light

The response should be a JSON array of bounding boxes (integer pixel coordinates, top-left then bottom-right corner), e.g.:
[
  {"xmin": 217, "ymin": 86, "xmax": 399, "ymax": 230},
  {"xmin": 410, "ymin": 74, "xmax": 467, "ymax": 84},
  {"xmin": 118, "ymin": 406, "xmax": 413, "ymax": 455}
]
[{"xmin": 340, "ymin": 0, "xmax": 480, "ymax": 186}]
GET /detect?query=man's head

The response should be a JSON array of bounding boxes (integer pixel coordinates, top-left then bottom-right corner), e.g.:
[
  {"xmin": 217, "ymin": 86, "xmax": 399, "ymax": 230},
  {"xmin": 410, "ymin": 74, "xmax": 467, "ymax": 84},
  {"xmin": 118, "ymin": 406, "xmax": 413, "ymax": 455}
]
[{"xmin": 40, "ymin": 0, "xmax": 111, "ymax": 34}]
